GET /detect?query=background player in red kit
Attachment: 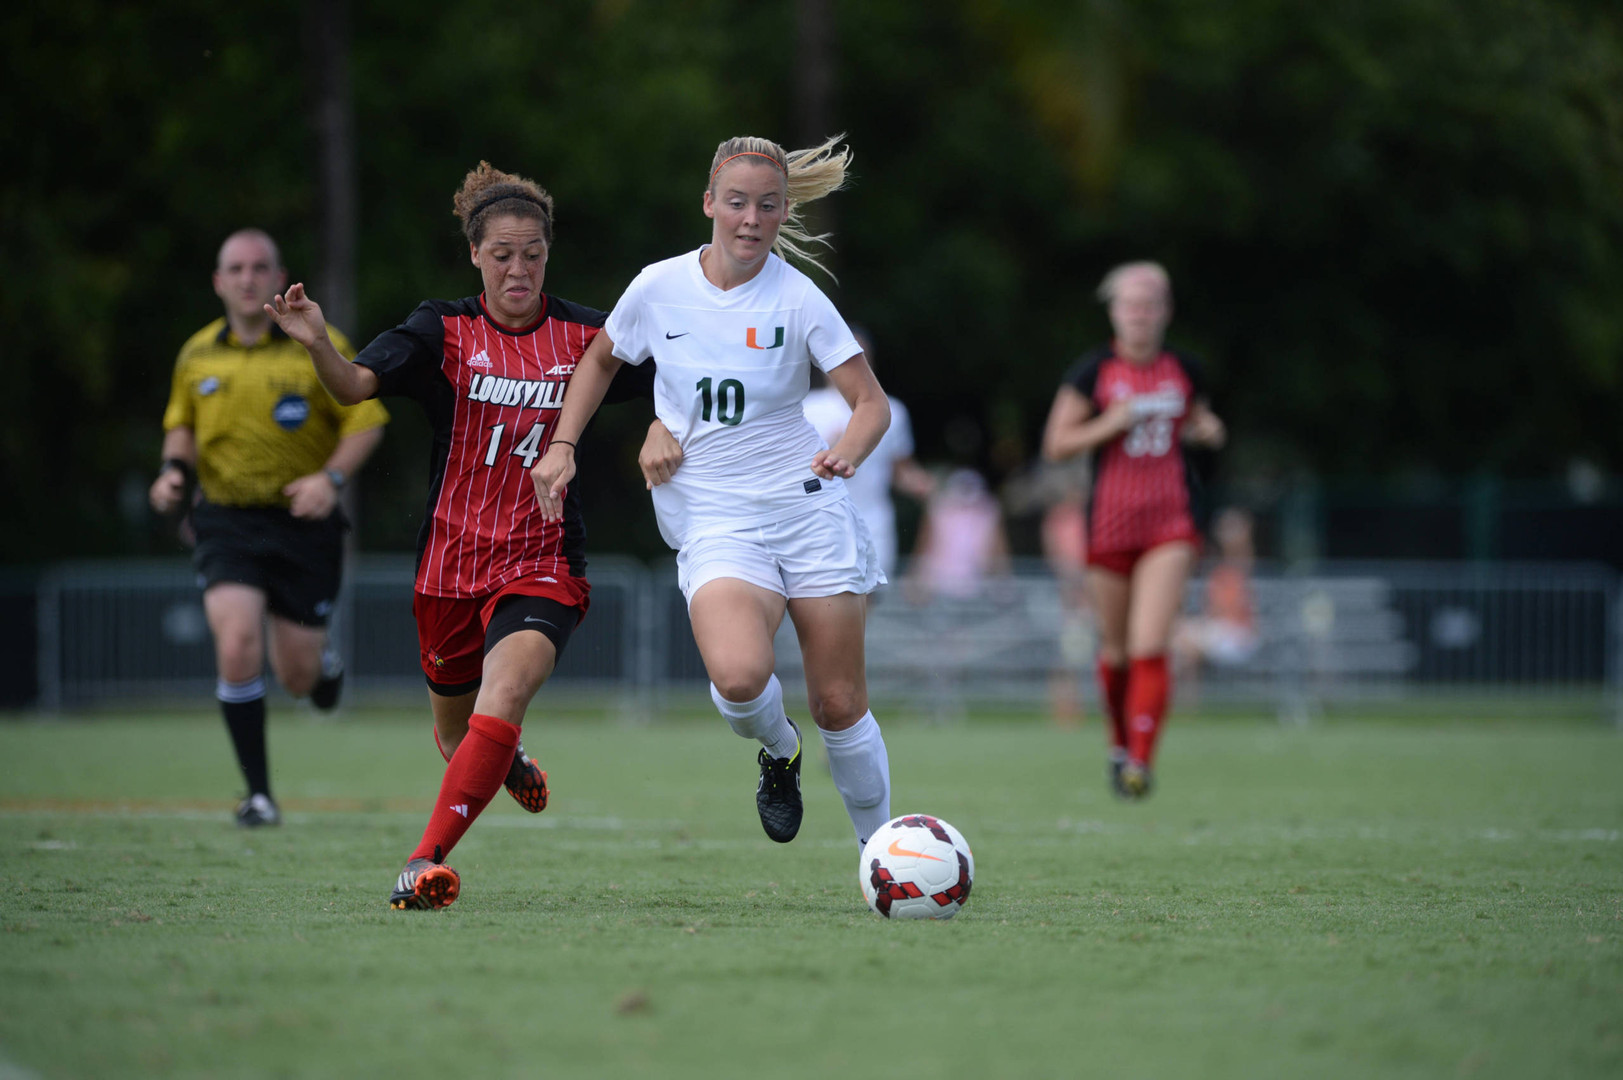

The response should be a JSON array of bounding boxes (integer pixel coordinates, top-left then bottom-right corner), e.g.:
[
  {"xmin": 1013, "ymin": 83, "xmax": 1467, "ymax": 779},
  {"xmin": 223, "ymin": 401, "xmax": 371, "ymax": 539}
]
[
  {"xmin": 1041, "ymin": 261, "xmax": 1225, "ymax": 799},
  {"xmin": 268, "ymin": 162, "xmax": 669, "ymax": 908}
]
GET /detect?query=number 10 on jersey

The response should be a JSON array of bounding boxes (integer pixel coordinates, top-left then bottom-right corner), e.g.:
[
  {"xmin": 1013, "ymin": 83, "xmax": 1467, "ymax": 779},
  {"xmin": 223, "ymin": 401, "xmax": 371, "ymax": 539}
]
[{"xmin": 696, "ymin": 377, "xmax": 745, "ymax": 426}]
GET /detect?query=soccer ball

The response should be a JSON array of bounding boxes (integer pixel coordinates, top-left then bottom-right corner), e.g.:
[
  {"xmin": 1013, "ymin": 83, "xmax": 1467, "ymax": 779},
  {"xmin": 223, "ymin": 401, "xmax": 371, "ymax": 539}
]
[{"xmin": 859, "ymin": 814, "xmax": 974, "ymax": 920}]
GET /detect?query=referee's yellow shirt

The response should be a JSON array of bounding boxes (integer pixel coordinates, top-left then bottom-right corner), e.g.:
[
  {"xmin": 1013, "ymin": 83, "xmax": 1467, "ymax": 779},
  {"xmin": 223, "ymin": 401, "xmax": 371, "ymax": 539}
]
[{"xmin": 161, "ymin": 319, "xmax": 389, "ymax": 508}]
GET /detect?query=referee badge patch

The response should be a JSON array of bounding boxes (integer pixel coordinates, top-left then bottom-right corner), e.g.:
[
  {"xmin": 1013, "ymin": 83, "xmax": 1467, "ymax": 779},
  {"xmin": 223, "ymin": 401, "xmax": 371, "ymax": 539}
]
[{"xmin": 273, "ymin": 393, "xmax": 310, "ymax": 430}]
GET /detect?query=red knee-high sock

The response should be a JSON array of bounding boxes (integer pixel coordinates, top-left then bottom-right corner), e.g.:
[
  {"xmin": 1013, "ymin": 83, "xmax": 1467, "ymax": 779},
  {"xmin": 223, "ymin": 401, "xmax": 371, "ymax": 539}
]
[
  {"xmin": 432, "ymin": 725, "xmax": 450, "ymax": 763},
  {"xmin": 409, "ymin": 713, "xmax": 520, "ymax": 862},
  {"xmin": 1096, "ymin": 660, "xmax": 1129, "ymax": 752},
  {"xmin": 1125, "ymin": 655, "xmax": 1170, "ymax": 765}
]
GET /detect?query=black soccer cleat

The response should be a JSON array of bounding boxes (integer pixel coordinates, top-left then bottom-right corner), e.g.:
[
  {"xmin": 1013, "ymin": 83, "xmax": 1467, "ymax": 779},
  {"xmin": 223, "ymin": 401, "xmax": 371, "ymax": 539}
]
[
  {"xmin": 235, "ymin": 792, "xmax": 281, "ymax": 827},
  {"xmin": 390, "ymin": 846, "xmax": 460, "ymax": 910},
  {"xmin": 504, "ymin": 744, "xmax": 549, "ymax": 813},
  {"xmin": 755, "ymin": 719, "xmax": 803, "ymax": 843},
  {"xmin": 1108, "ymin": 751, "xmax": 1129, "ymax": 799},
  {"xmin": 309, "ymin": 646, "xmax": 344, "ymax": 711},
  {"xmin": 1120, "ymin": 760, "xmax": 1154, "ymax": 800}
]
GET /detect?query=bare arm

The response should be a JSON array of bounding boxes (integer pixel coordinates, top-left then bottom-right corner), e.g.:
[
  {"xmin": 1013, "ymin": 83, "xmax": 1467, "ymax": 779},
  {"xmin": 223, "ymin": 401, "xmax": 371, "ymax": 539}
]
[
  {"xmin": 265, "ymin": 283, "xmax": 380, "ymax": 405},
  {"xmin": 1182, "ymin": 400, "xmax": 1226, "ymax": 449},
  {"xmin": 530, "ymin": 329, "xmax": 625, "ymax": 520},
  {"xmin": 813, "ymin": 354, "xmax": 891, "ymax": 480},
  {"xmin": 282, "ymin": 425, "xmax": 385, "ymax": 520},
  {"xmin": 1041, "ymin": 385, "xmax": 1134, "ymax": 462},
  {"xmin": 890, "ymin": 456, "xmax": 936, "ymax": 501},
  {"xmin": 149, "ymin": 426, "xmax": 197, "ymax": 514}
]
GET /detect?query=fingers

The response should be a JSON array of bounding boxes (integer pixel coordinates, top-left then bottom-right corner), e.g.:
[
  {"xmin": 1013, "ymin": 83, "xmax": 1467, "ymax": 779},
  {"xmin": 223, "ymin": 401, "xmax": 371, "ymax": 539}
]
[
  {"xmin": 640, "ymin": 460, "xmax": 673, "ymax": 488},
  {"xmin": 810, "ymin": 453, "xmax": 855, "ymax": 480},
  {"xmin": 529, "ymin": 452, "xmax": 575, "ymax": 521}
]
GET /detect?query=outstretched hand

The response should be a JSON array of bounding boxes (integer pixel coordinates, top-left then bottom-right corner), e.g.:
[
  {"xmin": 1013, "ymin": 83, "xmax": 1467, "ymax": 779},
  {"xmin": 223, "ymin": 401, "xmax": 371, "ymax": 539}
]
[
  {"xmin": 531, "ymin": 442, "xmax": 577, "ymax": 522},
  {"xmin": 264, "ymin": 283, "xmax": 328, "ymax": 348},
  {"xmin": 810, "ymin": 449, "xmax": 856, "ymax": 480}
]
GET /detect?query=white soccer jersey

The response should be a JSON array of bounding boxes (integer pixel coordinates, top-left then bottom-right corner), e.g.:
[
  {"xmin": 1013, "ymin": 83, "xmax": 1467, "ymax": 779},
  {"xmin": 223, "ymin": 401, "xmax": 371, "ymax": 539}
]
[
  {"xmin": 606, "ymin": 248, "xmax": 862, "ymax": 548},
  {"xmin": 802, "ymin": 388, "xmax": 915, "ymax": 575}
]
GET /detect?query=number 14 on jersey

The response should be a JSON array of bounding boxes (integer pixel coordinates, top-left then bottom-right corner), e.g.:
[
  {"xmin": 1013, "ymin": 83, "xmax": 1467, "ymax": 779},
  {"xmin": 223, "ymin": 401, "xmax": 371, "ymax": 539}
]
[{"xmin": 484, "ymin": 422, "xmax": 546, "ymax": 467}]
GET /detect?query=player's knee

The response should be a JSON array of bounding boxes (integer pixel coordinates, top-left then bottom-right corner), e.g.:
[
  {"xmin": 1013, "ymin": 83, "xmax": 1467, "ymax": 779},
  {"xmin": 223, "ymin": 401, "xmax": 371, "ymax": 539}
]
[
  {"xmin": 710, "ymin": 671, "xmax": 771, "ymax": 704},
  {"xmin": 809, "ymin": 684, "xmax": 866, "ymax": 730},
  {"xmin": 216, "ymin": 642, "xmax": 263, "ymax": 683}
]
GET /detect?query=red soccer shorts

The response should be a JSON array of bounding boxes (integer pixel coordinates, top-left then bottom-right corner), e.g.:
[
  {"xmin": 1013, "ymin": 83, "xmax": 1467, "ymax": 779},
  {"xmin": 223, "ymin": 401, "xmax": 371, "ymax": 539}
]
[
  {"xmin": 1085, "ymin": 531, "xmax": 1202, "ymax": 577},
  {"xmin": 412, "ymin": 574, "xmax": 590, "ymax": 687}
]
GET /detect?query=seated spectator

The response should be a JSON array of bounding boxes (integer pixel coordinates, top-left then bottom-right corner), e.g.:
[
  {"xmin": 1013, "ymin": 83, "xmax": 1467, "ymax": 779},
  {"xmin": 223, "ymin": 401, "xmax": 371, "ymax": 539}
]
[{"xmin": 1176, "ymin": 508, "xmax": 1260, "ymax": 679}]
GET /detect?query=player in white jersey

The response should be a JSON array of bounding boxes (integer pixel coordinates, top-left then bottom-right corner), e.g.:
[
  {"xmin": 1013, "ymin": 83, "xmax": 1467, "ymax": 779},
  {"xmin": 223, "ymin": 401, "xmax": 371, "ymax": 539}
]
[
  {"xmin": 535, "ymin": 134, "xmax": 897, "ymax": 849},
  {"xmin": 801, "ymin": 327, "xmax": 934, "ymax": 579}
]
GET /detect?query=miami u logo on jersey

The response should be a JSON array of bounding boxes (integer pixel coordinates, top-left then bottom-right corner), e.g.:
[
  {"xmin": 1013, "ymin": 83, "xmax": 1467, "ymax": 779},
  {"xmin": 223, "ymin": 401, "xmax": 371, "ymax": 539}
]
[{"xmin": 745, "ymin": 326, "xmax": 785, "ymax": 350}]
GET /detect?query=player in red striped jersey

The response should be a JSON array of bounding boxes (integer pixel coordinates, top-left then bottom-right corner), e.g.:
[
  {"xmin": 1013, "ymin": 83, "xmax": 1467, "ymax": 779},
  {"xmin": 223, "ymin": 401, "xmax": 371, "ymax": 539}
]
[
  {"xmin": 1041, "ymin": 262, "xmax": 1226, "ymax": 799},
  {"xmin": 267, "ymin": 162, "xmax": 670, "ymax": 908}
]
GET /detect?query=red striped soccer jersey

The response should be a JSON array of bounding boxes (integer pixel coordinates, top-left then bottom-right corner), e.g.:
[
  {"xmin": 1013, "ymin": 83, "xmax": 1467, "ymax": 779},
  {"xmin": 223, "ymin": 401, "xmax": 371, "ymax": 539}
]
[
  {"xmin": 1063, "ymin": 347, "xmax": 1208, "ymax": 556},
  {"xmin": 356, "ymin": 294, "xmax": 650, "ymax": 598}
]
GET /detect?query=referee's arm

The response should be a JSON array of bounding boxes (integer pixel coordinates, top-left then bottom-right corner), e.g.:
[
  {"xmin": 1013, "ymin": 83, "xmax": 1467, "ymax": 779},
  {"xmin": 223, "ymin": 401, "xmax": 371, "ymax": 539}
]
[
  {"xmin": 150, "ymin": 426, "xmax": 196, "ymax": 514},
  {"xmin": 284, "ymin": 425, "xmax": 385, "ymax": 521}
]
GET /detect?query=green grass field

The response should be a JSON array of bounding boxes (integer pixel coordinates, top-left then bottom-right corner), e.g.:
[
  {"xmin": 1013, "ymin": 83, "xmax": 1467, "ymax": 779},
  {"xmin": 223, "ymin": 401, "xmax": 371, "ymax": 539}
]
[{"xmin": 1, "ymin": 707, "xmax": 1619, "ymax": 1079}]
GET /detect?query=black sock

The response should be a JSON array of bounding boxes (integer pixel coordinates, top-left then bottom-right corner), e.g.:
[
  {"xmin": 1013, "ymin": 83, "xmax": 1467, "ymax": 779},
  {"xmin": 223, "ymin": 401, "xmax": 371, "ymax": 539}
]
[{"xmin": 220, "ymin": 694, "xmax": 270, "ymax": 797}]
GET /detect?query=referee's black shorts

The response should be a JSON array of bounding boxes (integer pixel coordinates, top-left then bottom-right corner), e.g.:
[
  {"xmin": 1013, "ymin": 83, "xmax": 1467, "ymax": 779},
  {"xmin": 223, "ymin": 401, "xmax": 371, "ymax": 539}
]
[{"xmin": 191, "ymin": 501, "xmax": 347, "ymax": 627}]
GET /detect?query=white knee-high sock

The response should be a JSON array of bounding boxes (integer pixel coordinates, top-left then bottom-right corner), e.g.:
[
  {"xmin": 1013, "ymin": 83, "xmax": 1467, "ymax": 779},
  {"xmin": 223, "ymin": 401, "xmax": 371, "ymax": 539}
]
[
  {"xmin": 710, "ymin": 675, "xmax": 798, "ymax": 760},
  {"xmin": 820, "ymin": 711, "xmax": 891, "ymax": 846}
]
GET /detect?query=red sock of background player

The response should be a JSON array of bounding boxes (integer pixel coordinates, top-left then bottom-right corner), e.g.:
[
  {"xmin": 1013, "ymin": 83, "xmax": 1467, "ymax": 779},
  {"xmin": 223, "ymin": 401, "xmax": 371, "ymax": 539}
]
[
  {"xmin": 409, "ymin": 712, "xmax": 520, "ymax": 862},
  {"xmin": 1096, "ymin": 660, "xmax": 1129, "ymax": 753},
  {"xmin": 1125, "ymin": 654, "xmax": 1170, "ymax": 765},
  {"xmin": 432, "ymin": 725, "xmax": 450, "ymax": 763}
]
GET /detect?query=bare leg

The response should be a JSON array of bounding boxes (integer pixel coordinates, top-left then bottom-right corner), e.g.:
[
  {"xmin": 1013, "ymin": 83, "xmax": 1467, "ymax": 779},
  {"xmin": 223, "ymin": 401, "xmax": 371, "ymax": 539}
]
[
  {"xmin": 790, "ymin": 591, "xmax": 890, "ymax": 844},
  {"xmin": 266, "ymin": 616, "xmax": 327, "ymax": 698}
]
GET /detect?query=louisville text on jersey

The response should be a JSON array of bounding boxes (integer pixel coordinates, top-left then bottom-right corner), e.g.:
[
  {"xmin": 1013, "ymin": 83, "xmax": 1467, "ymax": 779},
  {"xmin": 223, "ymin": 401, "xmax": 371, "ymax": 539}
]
[{"xmin": 467, "ymin": 373, "xmax": 567, "ymax": 409}]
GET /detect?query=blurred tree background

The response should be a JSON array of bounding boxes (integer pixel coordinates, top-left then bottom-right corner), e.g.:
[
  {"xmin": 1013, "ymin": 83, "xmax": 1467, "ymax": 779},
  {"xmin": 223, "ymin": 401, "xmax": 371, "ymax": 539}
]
[{"xmin": 3, "ymin": 0, "xmax": 1620, "ymax": 567}]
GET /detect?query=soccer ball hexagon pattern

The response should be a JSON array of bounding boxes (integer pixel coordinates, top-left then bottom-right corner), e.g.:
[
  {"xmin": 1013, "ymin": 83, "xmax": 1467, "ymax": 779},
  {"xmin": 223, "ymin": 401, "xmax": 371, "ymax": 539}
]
[{"xmin": 859, "ymin": 814, "xmax": 974, "ymax": 920}]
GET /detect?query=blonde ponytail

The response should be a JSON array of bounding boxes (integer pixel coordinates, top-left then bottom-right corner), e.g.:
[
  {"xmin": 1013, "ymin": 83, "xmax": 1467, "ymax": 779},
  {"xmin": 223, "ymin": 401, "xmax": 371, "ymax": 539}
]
[{"xmin": 708, "ymin": 134, "xmax": 852, "ymax": 276}]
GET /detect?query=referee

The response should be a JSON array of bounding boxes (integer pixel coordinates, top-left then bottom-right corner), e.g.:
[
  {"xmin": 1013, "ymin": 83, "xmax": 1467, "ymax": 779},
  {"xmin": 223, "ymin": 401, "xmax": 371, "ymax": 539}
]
[{"xmin": 149, "ymin": 228, "xmax": 388, "ymax": 827}]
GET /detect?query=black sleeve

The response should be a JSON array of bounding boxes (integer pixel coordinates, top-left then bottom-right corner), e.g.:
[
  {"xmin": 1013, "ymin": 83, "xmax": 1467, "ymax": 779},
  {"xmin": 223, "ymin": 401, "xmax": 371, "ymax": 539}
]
[
  {"xmin": 1172, "ymin": 349, "xmax": 1209, "ymax": 399},
  {"xmin": 354, "ymin": 302, "xmax": 448, "ymax": 403},
  {"xmin": 603, "ymin": 357, "xmax": 656, "ymax": 405},
  {"xmin": 1061, "ymin": 346, "xmax": 1111, "ymax": 403}
]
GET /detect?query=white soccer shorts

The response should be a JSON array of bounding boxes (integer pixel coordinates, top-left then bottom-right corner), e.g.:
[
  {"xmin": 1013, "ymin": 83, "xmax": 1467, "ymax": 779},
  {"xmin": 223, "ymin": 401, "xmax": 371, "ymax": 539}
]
[{"xmin": 676, "ymin": 500, "xmax": 886, "ymax": 605}]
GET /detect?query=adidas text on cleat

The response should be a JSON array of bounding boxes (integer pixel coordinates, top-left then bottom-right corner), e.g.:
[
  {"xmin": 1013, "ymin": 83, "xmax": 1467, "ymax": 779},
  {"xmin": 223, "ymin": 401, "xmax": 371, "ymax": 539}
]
[
  {"xmin": 755, "ymin": 719, "xmax": 803, "ymax": 843},
  {"xmin": 1120, "ymin": 760, "xmax": 1153, "ymax": 800},
  {"xmin": 390, "ymin": 853, "xmax": 460, "ymax": 910},
  {"xmin": 505, "ymin": 745, "xmax": 549, "ymax": 813},
  {"xmin": 236, "ymin": 792, "xmax": 281, "ymax": 827}
]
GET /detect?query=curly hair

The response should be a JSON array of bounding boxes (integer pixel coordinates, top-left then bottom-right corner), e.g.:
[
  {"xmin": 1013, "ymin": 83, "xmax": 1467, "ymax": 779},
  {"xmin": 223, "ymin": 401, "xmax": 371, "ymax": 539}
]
[{"xmin": 451, "ymin": 161, "xmax": 555, "ymax": 248}]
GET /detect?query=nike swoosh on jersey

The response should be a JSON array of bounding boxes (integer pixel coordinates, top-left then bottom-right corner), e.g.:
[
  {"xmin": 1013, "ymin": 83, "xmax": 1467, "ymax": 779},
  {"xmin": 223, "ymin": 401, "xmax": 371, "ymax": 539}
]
[{"xmin": 665, "ymin": 331, "xmax": 690, "ymax": 339}]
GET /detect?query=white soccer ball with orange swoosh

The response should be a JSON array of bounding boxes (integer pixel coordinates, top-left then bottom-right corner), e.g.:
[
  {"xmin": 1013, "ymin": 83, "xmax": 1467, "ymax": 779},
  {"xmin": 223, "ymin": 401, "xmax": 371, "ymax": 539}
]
[{"xmin": 859, "ymin": 814, "xmax": 974, "ymax": 919}]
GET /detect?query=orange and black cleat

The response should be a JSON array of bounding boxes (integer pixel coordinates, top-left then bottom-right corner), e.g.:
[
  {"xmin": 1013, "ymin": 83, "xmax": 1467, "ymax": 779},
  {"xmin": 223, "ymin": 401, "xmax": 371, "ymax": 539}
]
[
  {"xmin": 390, "ymin": 848, "xmax": 460, "ymax": 910},
  {"xmin": 504, "ymin": 745, "xmax": 549, "ymax": 813}
]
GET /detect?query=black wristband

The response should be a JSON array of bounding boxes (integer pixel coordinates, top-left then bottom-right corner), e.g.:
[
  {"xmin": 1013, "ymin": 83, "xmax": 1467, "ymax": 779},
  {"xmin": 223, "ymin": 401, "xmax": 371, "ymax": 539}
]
[
  {"xmin": 551, "ymin": 439, "xmax": 576, "ymax": 450},
  {"xmin": 162, "ymin": 457, "xmax": 194, "ymax": 481}
]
